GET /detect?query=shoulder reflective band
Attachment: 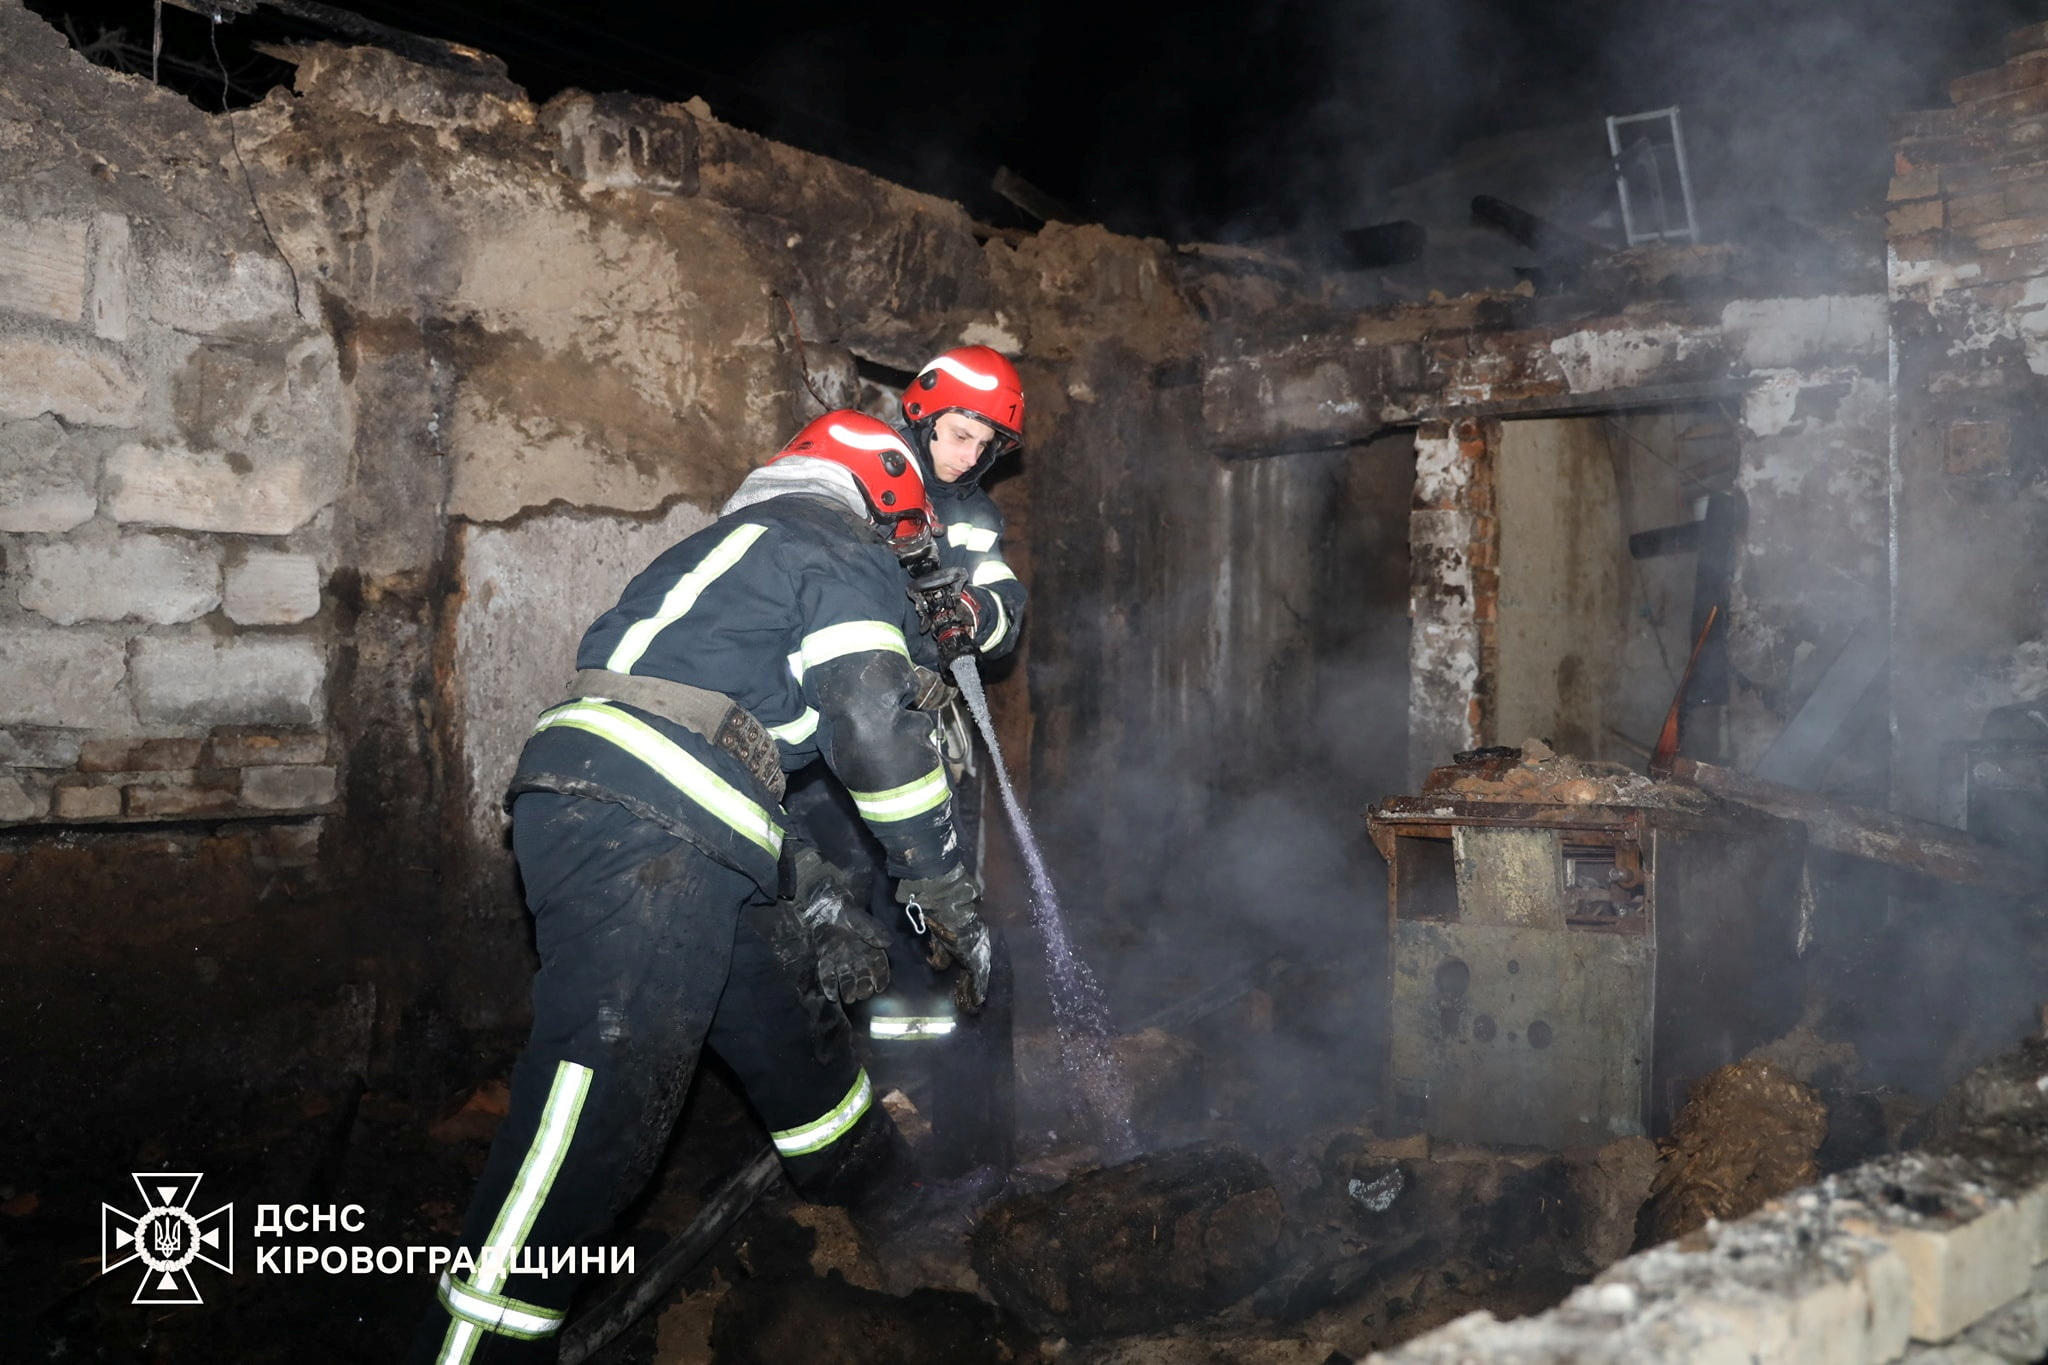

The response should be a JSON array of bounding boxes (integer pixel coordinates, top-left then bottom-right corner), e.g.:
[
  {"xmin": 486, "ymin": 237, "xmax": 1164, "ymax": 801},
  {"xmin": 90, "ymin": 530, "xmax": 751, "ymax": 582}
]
[
  {"xmin": 849, "ymin": 765, "xmax": 950, "ymax": 824},
  {"xmin": 970, "ymin": 559, "xmax": 1018, "ymax": 587},
  {"xmin": 768, "ymin": 707, "xmax": 819, "ymax": 744},
  {"xmin": 789, "ymin": 620, "xmax": 911, "ymax": 679},
  {"xmin": 438, "ymin": 1273, "xmax": 564, "ymax": 1341},
  {"xmin": 869, "ymin": 1016, "xmax": 958, "ymax": 1039},
  {"xmin": 946, "ymin": 523, "xmax": 999, "ymax": 553},
  {"xmin": 534, "ymin": 701, "xmax": 783, "ymax": 858},
  {"xmin": 771, "ymin": 1069, "xmax": 873, "ymax": 1156},
  {"xmin": 606, "ymin": 523, "xmax": 768, "ymax": 673}
]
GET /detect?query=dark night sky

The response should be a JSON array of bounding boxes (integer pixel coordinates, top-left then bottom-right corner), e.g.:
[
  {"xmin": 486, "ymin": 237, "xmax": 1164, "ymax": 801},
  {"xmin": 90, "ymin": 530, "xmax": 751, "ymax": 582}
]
[{"xmin": 26, "ymin": 0, "xmax": 2048, "ymax": 243}]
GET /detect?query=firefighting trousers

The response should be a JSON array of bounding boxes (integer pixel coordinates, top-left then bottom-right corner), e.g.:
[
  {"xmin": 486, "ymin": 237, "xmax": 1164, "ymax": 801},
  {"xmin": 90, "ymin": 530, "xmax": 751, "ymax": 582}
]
[
  {"xmin": 783, "ymin": 762, "xmax": 1016, "ymax": 1178},
  {"xmin": 407, "ymin": 792, "xmax": 894, "ymax": 1364}
]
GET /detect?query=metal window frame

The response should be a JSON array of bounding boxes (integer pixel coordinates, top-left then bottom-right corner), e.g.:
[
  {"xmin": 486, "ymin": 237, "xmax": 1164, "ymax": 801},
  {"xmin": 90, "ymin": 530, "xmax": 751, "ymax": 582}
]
[{"xmin": 1607, "ymin": 107, "xmax": 1700, "ymax": 246}]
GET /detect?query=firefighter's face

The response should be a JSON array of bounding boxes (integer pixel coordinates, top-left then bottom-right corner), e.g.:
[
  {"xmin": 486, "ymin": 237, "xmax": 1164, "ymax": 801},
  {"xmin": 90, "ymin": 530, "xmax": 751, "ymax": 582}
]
[{"xmin": 928, "ymin": 412, "xmax": 996, "ymax": 483}]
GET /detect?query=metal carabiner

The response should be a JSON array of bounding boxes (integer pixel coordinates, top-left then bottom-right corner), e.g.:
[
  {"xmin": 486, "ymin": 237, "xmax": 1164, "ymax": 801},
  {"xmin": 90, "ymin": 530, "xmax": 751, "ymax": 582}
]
[{"xmin": 903, "ymin": 896, "xmax": 928, "ymax": 936}]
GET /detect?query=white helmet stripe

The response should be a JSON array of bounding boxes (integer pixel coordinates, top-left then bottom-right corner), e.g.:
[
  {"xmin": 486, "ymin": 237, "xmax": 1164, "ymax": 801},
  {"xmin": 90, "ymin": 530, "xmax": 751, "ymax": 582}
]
[
  {"xmin": 827, "ymin": 422, "xmax": 915, "ymax": 458},
  {"xmin": 917, "ymin": 354, "xmax": 1001, "ymax": 392}
]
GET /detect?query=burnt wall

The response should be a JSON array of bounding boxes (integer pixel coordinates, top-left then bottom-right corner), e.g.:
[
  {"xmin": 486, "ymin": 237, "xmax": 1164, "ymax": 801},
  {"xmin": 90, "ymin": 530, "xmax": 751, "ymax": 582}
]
[{"xmin": 1887, "ymin": 22, "xmax": 2048, "ymax": 825}]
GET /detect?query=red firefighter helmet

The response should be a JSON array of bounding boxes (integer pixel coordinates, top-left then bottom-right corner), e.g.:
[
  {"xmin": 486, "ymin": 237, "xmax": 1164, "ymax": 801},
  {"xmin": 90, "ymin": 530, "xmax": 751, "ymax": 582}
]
[
  {"xmin": 769, "ymin": 410, "xmax": 932, "ymax": 541},
  {"xmin": 900, "ymin": 345, "xmax": 1025, "ymax": 448}
]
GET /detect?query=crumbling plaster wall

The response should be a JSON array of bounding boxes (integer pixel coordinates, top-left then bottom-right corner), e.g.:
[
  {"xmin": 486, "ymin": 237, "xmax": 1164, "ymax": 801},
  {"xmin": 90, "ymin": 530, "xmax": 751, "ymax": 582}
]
[
  {"xmin": 1204, "ymin": 284, "xmax": 1892, "ymax": 791},
  {"xmin": 1886, "ymin": 21, "xmax": 2048, "ymax": 825},
  {"xmin": 2, "ymin": 0, "xmax": 1400, "ymax": 1122}
]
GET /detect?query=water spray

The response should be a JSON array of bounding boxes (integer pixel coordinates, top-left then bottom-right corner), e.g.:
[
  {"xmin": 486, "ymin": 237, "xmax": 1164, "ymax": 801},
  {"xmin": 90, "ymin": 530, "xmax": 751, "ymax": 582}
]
[{"xmin": 950, "ymin": 655, "xmax": 1136, "ymax": 1155}]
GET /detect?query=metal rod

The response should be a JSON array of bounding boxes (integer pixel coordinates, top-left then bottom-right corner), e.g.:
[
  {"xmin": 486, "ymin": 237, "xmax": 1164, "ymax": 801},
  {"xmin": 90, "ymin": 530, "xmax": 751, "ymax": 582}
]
[{"xmin": 557, "ymin": 1145, "xmax": 783, "ymax": 1365}]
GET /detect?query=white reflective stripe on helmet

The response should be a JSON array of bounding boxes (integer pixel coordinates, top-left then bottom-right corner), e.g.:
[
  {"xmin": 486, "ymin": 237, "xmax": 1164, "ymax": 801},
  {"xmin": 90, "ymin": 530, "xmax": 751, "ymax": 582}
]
[
  {"xmin": 849, "ymin": 766, "xmax": 950, "ymax": 823},
  {"xmin": 970, "ymin": 559, "xmax": 1017, "ymax": 587},
  {"xmin": 919, "ymin": 354, "xmax": 1001, "ymax": 391},
  {"xmin": 771, "ymin": 1069, "xmax": 874, "ymax": 1156},
  {"xmin": 827, "ymin": 422, "xmax": 921, "ymax": 468},
  {"xmin": 789, "ymin": 620, "xmax": 911, "ymax": 679},
  {"xmin": 869, "ymin": 1016, "xmax": 958, "ymax": 1039},
  {"xmin": 768, "ymin": 707, "xmax": 819, "ymax": 744},
  {"xmin": 534, "ymin": 702, "xmax": 784, "ymax": 857},
  {"xmin": 946, "ymin": 523, "xmax": 1000, "ymax": 553},
  {"xmin": 438, "ymin": 1273, "xmax": 564, "ymax": 1340},
  {"xmin": 606, "ymin": 523, "xmax": 768, "ymax": 673}
]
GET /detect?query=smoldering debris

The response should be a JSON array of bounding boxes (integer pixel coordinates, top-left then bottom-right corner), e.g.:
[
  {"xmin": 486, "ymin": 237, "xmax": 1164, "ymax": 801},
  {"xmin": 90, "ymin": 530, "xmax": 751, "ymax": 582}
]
[
  {"xmin": 971, "ymin": 1142, "xmax": 1287, "ymax": 1339},
  {"xmin": 1645, "ymin": 1057, "xmax": 1828, "ymax": 1243}
]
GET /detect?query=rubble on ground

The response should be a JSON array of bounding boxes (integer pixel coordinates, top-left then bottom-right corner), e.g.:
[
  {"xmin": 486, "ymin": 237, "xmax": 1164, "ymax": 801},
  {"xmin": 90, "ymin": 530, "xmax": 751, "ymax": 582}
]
[
  {"xmin": 1644, "ymin": 1057, "xmax": 1827, "ymax": 1243},
  {"xmin": 971, "ymin": 1142, "xmax": 1286, "ymax": 1338}
]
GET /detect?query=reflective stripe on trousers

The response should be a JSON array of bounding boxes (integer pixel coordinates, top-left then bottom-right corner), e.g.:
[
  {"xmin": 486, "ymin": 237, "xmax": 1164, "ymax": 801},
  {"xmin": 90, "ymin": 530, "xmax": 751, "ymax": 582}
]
[
  {"xmin": 434, "ymin": 1060, "xmax": 590, "ymax": 1363},
  {"xmin": 770, "ymin": 1068, "xmax": 874, "ymax": 1156}
]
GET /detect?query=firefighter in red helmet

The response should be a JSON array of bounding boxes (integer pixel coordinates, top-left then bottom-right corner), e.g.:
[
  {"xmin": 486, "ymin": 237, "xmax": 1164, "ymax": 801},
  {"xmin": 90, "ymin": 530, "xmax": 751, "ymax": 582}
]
[
  {"xmin": 780, "ymin": 345, "xmax": 1030, "ymax": 1188},
  {"xmin": 898, "ymin": 344, "xmax": 1028, "ymax": 661},
  {"xmin": 409, "ymin": 411, "xmax": 978, "ymax": 1362}
]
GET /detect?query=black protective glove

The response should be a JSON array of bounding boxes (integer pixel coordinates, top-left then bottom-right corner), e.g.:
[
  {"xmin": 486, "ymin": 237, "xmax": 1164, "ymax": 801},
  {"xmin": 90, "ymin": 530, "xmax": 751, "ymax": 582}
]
[
  {"xmin": 792, "ymin": 848, "xmax": 892, "ymax": 1003},
  {"xmin": 897, "ymin": 863, "xmax": 991, "ymax": 1011}
]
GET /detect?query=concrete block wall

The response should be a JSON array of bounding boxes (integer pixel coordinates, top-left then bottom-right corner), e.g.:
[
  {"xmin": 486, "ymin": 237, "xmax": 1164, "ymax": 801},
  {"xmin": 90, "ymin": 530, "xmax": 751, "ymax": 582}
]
[
  {"xmin": 1369, "ymin": 1040, "xmax": 2048, "ymax": 1365},
  {"xmin": 0, "ymin": 22, "xmax": 344, "ymax": 834}
]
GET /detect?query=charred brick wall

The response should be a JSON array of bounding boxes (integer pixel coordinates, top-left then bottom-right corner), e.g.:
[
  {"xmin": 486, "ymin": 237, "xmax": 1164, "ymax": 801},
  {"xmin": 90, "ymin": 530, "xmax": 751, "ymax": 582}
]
[{"xmin": 1886, "ymin": 21, "xmax": 2048, "ymax": 824}]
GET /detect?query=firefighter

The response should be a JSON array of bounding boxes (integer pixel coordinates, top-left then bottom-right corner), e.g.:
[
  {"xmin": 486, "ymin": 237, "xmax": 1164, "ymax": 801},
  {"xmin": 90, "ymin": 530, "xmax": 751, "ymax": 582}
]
[
  {"xmin": 410, "ymin": 412, "xmax": 992, "ymax": 1363},
  {"xmin": 782, "ymin": 344, "xmax": 1028, "ymax": 1178}
]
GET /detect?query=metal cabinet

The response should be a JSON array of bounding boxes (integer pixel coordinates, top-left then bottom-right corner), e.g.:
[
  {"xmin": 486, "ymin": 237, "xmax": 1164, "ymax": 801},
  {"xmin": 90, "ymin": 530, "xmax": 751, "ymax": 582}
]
[{"xmin": 1368, "ymin": 784, "xmax": 1806, "ymax": 1150}]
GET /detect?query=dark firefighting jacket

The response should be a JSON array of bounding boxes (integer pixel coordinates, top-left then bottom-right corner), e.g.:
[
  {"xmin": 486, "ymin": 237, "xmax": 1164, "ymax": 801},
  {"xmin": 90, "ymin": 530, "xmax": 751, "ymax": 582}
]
[
  {"xmin": 508, "ymin": 465, "xmax": 961, "ymax": 896},
  {"xmin": 902, "ymin": 427, "xmax": 1026, "ymax": 660}
]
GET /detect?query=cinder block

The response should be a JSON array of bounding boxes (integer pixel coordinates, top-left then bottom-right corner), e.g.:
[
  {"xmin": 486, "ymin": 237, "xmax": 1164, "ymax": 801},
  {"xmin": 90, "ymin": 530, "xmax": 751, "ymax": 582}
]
[
  {"xmin": 20, "ymin": 534, "xmax": 221, "ymax": 626},
  {"xmin": 239, "ymin": 764, "xmax": 337, "ymax": 810},
  {"xmin": 138, "ymin": 235, "xmax": 299, "ymax": 334},
  {"xmin": 1970, "ymin": 219, "xmax": 2048, "ymax": 251},
  {"xmin": 1850, "ymin": 1200, "xmax": 2034, "ymax": 1343},
  {"xmin": 1656, "ymin": 1243, "xmax": 1912, "ymax": 1365},
  {"xmin": 0, "ymin": 773, "xmax": 43, "ymax": 822},
  {"xmin": 124, "ymin": 776, "xmax": 239, "ymax": 819},
  {"xmin": 2008, "ymin": 21, "xmax": 2048, "ymax": 59},
  {"xmin": 1958, "ymin": 1261, "xmax": 2048, "ymax": 1360},
  {"xmin": 0, "ymin": 629, "xmax": 129, "ymax": 729},
  {"xmin": 1950, "ymin": 190, "xmax": 2011, "ymax": 229},
  {"xmin": 130, "ymin": 635, "xmax": 325, "ymax": 727},
  {"xmin": 1890, "ymin": 200, "xmax": 1947, "ymax": 236},
  {"xmin": 0, "ymin": 217, "xmax": 87, "ymax": 324},
  {"xmin": 104, "ymin": 442, "xmax": 329, "ymax": 536},
  {"xmin": 1892, "ymin": 168, "xmax": 1944, "ymax": 201},
  {"xmin": 0, "ymin": 415, "xmax": 97, "ymax": 533},
  {"xmin": 52, "ymin": 782, "xmax": 121, "ymax": 820},
  {"xmin": 78, "ymin": 737, "xmax": 206, "ymax": 773},
  {"xmin": 224, "ymin": 552, "xmax": 321, "ymax": 625},
  {"xmin": 0, "ymin": 728, "xmax": 83, "ymax": 769},
  {"xmin": 0, "ymin": 335, "xmax": 144, "ymax": 426},
  {"xmin": 207, "ymin": 726, "xmax": 328, "ymax": 767}
]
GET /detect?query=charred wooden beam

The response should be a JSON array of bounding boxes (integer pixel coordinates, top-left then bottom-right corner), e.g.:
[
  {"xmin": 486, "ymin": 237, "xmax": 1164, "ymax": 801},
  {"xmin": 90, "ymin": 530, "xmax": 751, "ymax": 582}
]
[
  {"xmin": 1470, "ymin": 195, "xmax": 1607, "ymax": 267},
  {"xmin": 1668, "ymin": 757, "xmax": 2037, "ymax": 893}
]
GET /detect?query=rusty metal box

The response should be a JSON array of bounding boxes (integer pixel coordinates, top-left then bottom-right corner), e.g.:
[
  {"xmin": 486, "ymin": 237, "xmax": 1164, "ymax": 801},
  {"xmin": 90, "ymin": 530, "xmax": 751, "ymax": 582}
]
[{"xmin": 1368, "ymin": 785, "xmax": 1807, "ymax": 1149}]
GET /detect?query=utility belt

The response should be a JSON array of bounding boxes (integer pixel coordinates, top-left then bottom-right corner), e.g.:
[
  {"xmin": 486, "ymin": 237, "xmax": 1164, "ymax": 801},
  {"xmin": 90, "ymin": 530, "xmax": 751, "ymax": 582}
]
[{"xmin": 563, "ymin": 669, "xmax": 786, "ymax": 800}]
